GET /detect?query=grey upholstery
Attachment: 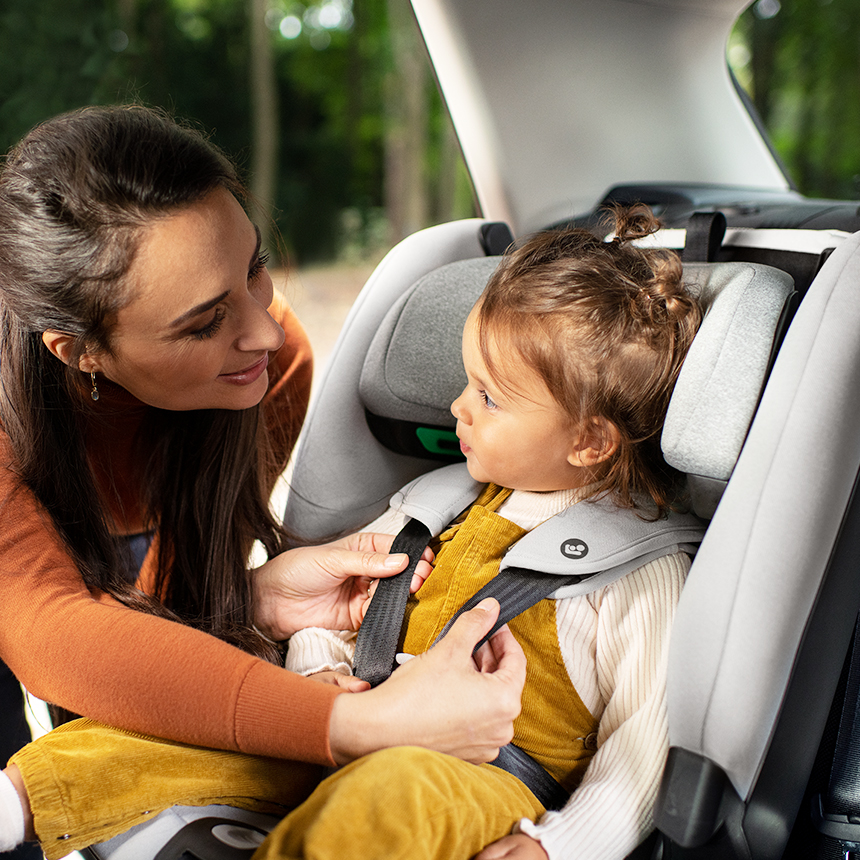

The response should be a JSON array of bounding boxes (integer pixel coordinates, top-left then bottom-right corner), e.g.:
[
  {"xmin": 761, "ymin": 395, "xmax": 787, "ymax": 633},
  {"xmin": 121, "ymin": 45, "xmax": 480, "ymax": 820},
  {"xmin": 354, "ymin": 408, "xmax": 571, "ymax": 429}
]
[
  {"xmin": 658, "ymin": 230, "xmax": 860, "ymax": 857},
  {"xmin": 359, "ymin": 257, "xmax": 498, "ymax": 427},
  {"xmin": 284, "ymin": 220, "xmax": 496, "ymax": 541},
  {"xmin": 664, "ymin": 262, "xmax": 794, "ymax": 517}
]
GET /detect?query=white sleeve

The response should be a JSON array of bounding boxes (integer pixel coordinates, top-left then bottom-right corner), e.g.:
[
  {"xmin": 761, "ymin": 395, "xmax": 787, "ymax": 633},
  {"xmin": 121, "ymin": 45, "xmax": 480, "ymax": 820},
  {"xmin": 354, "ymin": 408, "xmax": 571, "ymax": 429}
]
[
  {"xmin": 518, "ymin": 552, "xmax": 690, "ymax": 860},
  {"xmin": 284, "ymin": 628, "xmax": 357, "ymax": 676}
]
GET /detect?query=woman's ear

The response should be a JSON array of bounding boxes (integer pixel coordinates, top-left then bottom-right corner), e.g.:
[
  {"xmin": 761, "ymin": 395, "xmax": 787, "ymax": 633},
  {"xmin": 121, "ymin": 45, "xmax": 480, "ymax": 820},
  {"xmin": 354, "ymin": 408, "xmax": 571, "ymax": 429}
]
[
  {"xmin": 567, "ymin": 417, "xmax": 620, "ymax": 467},
  {"xmin": 41, "ymin": 331, "xmax": 99, "ymax": 372}
]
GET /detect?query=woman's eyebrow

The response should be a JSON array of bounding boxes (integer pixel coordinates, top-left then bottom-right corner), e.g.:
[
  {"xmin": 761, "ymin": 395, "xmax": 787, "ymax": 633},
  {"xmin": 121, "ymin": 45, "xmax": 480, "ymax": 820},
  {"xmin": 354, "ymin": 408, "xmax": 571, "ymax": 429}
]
[{"xmin": 170, "ymin": 290, "xmax": 230, "ymax": 328}]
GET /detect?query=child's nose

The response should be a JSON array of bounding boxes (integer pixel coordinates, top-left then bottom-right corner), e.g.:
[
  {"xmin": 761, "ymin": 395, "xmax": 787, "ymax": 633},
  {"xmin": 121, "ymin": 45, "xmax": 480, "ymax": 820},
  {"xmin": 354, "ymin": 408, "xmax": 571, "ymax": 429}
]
[{"xmin": 451, "ymin": 389, "xmax": 469, "ymax": 423}]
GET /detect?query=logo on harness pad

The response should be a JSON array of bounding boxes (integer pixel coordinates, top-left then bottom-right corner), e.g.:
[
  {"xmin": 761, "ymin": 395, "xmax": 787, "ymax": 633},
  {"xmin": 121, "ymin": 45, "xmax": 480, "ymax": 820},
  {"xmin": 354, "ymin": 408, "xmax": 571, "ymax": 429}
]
[{"xmin": 561, "ymin": 539, "xmax": 588, "ymax": 559}]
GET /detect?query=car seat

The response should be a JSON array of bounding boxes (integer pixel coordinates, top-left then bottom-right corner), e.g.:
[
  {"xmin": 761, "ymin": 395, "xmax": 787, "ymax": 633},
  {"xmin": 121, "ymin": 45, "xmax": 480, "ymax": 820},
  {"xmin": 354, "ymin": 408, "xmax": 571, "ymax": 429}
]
[
  {"xmin": 84, "ymin": 217, "xmax": 808, "ymax": 859},
  {"xmin": 652, "ymin": 227, "xmax": 860, "ymax": 860}
]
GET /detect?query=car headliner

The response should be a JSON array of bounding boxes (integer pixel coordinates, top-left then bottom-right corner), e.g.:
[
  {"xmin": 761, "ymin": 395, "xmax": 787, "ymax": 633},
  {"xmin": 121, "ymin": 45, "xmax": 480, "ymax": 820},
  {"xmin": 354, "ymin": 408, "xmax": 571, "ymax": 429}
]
[{"xmin": 411, "ymin": 0, "xmax": 789, "ymax": 235}]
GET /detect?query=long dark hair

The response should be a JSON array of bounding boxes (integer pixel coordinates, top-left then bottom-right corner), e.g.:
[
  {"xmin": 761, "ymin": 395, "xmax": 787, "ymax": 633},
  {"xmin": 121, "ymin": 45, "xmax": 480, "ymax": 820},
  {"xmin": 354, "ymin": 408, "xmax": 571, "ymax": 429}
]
[
  {"xmin": 0, "ymin": 105, "xmax": 289, "ymax": 662},
  {"xmin": 477, "ymin": 205, "xmax": 702, "ymax": 517}
]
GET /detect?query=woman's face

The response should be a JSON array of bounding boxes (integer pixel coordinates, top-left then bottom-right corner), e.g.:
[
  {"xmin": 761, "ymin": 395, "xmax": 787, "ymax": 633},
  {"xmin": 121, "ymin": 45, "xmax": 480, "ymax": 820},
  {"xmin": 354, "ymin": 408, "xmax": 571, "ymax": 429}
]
[{"xmin": 92, "ymin": 187, "xmax": 285, "ymax": 411}]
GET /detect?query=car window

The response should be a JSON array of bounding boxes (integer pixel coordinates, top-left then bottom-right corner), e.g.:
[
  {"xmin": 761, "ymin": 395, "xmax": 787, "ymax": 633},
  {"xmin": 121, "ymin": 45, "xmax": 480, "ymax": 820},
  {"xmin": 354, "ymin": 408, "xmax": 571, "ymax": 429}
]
[{"xmin": 729, "ymin": 0, "xmax": 860, "ymax": 202}]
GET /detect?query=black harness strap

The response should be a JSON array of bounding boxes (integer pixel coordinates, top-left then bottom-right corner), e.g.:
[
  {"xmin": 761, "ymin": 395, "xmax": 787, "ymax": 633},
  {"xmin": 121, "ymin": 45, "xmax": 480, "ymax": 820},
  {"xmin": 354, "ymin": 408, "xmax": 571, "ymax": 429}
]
[
  {"xmin": 493, "ymin": 744, "xmax": 570, "ymax": 812},
  {"xmin": 682, "ymin": 211, "xmax": 727, "ymax": 263},
  {"xmin": 352, "ymin": 518, "xmax": 432, "ymax": 688},
  {"xmin": 353, "ymin": 517, "xmax": 587, "ymax": 811},
  {"xmin": 430, "ymin": 567, "xmax": 584, "ymax": 652},
  {"xmin": 430, "ymin": 566, "xmax": 583, "ymax": 812}
]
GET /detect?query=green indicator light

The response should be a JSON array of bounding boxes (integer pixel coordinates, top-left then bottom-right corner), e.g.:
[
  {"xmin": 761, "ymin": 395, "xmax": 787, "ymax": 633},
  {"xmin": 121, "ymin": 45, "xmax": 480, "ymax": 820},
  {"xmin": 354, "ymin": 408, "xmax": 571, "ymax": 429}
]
[{"xmin": 415, "ymin": 427, "xmax": 464, "ymax": 458}]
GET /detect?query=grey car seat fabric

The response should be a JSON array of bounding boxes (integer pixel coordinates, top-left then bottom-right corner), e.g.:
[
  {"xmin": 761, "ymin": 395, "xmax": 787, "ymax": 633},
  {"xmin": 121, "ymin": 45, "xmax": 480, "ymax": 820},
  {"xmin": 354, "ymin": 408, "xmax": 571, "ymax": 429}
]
[
  {"xmin": 655, "ymin": 229, "xmax": 860, "ymax": 859},
  {"xmin": 284, "ymin": 219, "xmax": 497, "ymax": 541}
]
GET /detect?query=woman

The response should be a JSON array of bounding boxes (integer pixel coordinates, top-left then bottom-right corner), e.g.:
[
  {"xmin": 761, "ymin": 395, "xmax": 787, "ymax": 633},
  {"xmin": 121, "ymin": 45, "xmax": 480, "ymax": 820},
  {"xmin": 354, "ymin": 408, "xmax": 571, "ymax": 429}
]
[{"xmin": 0, "ymin": 105, "xmax": 524, "ymax": 778}]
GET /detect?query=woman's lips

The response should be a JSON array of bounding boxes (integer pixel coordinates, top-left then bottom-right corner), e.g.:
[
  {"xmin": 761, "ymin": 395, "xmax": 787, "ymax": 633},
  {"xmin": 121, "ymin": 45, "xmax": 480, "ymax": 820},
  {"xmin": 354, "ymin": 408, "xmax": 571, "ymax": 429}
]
[{"xmin": 219, "ymin": 354, "xmax": 269, "ymax": 385}]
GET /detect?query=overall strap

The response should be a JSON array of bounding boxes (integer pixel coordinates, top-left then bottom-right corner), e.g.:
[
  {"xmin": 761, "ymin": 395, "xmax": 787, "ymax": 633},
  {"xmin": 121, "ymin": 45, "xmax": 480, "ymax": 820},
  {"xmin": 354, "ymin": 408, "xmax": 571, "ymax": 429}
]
[{"xmin": 352, "ymin": 517, "xmax": 432, "ymax": 688}]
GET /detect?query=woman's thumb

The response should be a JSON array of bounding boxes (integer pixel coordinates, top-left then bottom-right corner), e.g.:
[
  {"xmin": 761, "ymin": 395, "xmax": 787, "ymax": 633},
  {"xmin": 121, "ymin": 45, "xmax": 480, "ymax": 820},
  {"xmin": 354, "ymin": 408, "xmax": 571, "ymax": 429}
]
[{"xmin": 440, "ymin": 598, "xmax": 501, "ymax": 653}]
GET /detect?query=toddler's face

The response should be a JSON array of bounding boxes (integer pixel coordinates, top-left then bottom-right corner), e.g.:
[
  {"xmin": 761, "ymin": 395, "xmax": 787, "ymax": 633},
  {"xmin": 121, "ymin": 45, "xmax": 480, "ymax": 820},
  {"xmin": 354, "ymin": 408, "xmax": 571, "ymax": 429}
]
[{"xmin": 450, "ymin": 309, "xmax": 589, "ymax": 492}]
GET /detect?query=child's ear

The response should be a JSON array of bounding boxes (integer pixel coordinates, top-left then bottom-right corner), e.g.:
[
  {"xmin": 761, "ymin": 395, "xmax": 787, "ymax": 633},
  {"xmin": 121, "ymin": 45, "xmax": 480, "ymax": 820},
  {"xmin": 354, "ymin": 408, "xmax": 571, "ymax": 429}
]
[
  {"xmin": 42, "ymin": 331, "xmax": 100, "ymax": 373},
  {"xmin": 567, "ymin": 417, "xmax": 620, "ymax": 467}
]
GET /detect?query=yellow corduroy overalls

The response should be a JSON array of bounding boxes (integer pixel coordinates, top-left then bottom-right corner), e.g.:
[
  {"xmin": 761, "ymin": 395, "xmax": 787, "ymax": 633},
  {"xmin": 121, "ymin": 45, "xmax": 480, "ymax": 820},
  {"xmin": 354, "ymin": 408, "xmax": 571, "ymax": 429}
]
[{"xmin": 255, "ymin": 483, "xmax": 599, "ymax": 859}]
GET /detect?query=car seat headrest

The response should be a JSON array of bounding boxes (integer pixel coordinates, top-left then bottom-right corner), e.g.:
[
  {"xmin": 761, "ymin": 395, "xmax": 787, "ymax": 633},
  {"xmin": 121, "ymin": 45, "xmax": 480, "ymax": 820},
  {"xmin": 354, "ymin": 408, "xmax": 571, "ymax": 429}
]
[
  {"xmin": 359, "ymin": 257, "xmax": 497, "ymax": 457},
  {"xmin": 663, "ymin": 262, "xmax": 794, "ymax": 517},
  {"xmin": 359, "ymin": 257, "xmax": 794, "ymax": 519}
]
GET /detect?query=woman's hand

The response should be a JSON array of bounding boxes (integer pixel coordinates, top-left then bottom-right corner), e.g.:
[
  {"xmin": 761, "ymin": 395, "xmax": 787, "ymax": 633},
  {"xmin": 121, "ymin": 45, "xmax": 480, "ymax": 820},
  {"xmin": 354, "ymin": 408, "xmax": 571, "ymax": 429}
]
[
  {"xmin": 253, "ymin": 532, "xmax": 433, "ymax": 641},
  {"xmin": 474, "ymin": 835, "xmax": 549, "ymax": 860},
  {"xmin": 328, "ymin": 598, "xmax": 526, "ymax": 766}
]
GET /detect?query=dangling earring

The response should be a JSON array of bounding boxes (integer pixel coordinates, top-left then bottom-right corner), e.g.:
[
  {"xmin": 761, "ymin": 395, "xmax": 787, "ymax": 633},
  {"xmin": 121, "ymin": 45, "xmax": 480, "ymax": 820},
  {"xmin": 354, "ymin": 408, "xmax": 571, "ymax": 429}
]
[{"xmin": 90, "ymin": 371, "xmax": 99, "ymax": 402}]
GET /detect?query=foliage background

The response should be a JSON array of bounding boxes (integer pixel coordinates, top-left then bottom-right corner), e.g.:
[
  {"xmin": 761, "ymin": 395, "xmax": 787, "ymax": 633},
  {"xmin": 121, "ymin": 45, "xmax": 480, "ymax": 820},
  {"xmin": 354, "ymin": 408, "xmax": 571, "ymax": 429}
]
[
  {"xmin": 0, "ymin": 0, "xmax": 475, "ymax": 263},
  {"xmin": 0, "ymin": 0, "xmax": 857, "ymax": 263},
  {"xmin": 730, "ymin": 0, "xmax": 860, "ymax": 200}
]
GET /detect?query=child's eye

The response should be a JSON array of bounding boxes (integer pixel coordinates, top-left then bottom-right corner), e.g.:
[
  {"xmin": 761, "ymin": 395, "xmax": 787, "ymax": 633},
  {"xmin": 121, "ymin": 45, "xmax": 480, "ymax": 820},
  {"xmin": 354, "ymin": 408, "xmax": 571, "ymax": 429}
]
[
  {"xmin": 248, "ymin": 250, "xmax": 270, "ymax": 282},
  {"xmin": 479, "ymin": 390, "xmax": 498, "ymax": 409},
  {"xmin": 190, "ymin": 307, "xmax": 226, "ymax": 340}
]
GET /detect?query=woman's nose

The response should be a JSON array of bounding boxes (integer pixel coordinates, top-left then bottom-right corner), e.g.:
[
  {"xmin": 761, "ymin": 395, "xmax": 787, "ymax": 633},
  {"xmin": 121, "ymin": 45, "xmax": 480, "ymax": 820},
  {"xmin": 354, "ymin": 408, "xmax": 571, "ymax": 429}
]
[{"xmin": 237, "ymin": 287, "xmax": 286, "ymax": 353}]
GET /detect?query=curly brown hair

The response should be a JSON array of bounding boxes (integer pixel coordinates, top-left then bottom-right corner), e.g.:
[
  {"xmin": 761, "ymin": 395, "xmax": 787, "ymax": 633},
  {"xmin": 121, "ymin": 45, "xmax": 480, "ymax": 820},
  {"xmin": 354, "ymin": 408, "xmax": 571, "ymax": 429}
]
[{"xmin": 476, "ymin": 204, "xmax": 702, "ymax": 517}]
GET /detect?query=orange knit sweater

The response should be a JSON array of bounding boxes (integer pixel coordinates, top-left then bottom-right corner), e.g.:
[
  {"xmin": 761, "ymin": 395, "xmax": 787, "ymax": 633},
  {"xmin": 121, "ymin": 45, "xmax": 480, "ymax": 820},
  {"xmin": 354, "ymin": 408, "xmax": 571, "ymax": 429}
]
[{"xmin": 0, "ymin": 296, "xmax": 342, "ymax": 766}]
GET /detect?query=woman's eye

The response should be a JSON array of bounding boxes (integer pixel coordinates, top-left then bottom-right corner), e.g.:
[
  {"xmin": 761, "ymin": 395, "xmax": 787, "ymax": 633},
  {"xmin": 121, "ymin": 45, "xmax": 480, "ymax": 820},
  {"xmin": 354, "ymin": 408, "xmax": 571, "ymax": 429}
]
[
  {"xmin": 190, "ymin": 307, "xmax": 226, "ymax": 340},
  {"xmin": 479, "ymin": 390, "xmax": 498, "ymax": 409},
  {"xmin": 248, "ymin": 250, "xmax": 270, "ymax": 281}
]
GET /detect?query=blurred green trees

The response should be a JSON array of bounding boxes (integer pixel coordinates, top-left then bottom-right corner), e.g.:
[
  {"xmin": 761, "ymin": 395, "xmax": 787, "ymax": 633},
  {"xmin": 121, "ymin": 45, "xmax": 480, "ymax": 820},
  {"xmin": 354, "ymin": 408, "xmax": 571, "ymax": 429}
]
[
  {"xmin": 0, "ymin": 0, "xmax": 475, "ymax": 263},
  {"xmin": 730, "ymin": 0, "xmax": 860, "ymax": 200}
]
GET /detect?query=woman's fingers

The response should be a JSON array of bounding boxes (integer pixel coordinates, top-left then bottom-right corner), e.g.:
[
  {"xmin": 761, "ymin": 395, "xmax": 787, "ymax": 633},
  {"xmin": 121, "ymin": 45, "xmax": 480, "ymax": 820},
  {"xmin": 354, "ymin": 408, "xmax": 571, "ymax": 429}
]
[{"xmin": 329, "ymin": 598, "xmax": 525, "ymax": 766}]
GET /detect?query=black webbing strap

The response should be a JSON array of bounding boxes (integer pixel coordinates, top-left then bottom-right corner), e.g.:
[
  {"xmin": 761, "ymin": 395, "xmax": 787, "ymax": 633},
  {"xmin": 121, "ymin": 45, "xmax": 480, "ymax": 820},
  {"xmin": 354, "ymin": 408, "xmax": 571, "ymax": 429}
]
[
  {"xmin": 681, "ymin": 211, "xmax": 727, "ymax": 263},
  {"xmin": 430, "ymin": 566, "xmax": 585, "ymax": 812},
  {"xmin": 430, "ymin": 567, "xmax": 585, "ymax": 652},
  {"xmin": 812, "ymin": 613, "xmax": 860, "ymax": 852},
  {"xmin": 352, "ymin": 518, "xmax": 432, "ymax": 688},
  {"xmin": 492, "ymin": 743, "xmax": 570, "ymax": 812}
]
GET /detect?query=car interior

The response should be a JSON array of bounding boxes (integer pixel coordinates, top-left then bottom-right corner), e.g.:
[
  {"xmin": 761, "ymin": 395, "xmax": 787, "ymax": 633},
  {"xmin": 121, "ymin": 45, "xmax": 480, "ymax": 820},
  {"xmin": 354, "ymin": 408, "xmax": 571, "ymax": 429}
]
[{"xmin": 81, "ymin": 0, "xmax": 860, "ymax": 858}]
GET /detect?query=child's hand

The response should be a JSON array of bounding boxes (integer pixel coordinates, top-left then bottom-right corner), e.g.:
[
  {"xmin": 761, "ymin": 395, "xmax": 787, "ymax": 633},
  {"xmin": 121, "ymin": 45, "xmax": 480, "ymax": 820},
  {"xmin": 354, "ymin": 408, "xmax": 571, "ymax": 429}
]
[
  {"xmin": 308, "ymin": 671, "xmax": 370, "ymax": 692},
  {"xmin": 473, "ymin": 834, "xmax": 549, "ymax": 860}
]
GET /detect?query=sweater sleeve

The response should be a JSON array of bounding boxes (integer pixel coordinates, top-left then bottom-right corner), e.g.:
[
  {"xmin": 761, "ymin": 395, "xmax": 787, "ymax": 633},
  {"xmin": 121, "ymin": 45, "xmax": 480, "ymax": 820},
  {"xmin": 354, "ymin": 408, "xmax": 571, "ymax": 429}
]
[
  {"xmin": 518, "ymin": 553, "xmax": 690, "ymax": 860},
  {"xmin": 0, "ymin": 464, "xmax": 341, "ymax": 765}
]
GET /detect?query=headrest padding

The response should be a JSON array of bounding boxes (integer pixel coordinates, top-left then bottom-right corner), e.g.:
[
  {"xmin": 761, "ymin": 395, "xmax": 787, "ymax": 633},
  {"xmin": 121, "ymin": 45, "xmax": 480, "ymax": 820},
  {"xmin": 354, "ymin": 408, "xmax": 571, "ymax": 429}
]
[
  {"xmin": 360, "ymin": 257, "xmax": 499, "ymax": 426},
  {"xmin": 662, "ymin": 262, "xmax": 794, "ymax": 481}
]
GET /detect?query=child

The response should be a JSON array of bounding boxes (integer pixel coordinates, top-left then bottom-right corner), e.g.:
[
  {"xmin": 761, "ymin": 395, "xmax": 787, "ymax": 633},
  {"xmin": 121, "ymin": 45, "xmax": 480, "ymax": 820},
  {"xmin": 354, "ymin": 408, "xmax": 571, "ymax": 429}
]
[{"xmin": 2, "ymin": 204, "xmax": 702, "ymax": 860}]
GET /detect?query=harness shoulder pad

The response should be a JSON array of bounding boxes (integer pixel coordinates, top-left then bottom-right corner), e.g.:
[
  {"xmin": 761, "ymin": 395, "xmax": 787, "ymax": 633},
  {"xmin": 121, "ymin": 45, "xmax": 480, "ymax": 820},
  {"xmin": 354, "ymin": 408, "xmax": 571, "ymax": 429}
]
[
  {"xmin": 504, "ymin": 497, "xmax": 706, "ymax": 598},
  {"xmin": 389, "ymin": 463, "xmax": 482, "ymax": 536}
]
